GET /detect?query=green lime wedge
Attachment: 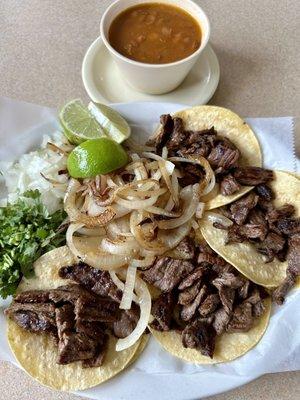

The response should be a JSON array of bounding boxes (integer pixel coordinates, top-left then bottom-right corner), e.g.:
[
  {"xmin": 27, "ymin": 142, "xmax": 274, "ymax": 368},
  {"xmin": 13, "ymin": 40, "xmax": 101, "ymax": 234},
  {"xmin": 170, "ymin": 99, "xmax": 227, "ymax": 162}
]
[
  {"xmin": 60, "ymin": 99, "xmax": 106, "ymax": 144},
  {"xmin": 67, "ymin": 138, "xmax": 128, "ymax": 178},
  {"xmin": 88, "ymin": 102, "xmax": 131, "ymax": 143}
]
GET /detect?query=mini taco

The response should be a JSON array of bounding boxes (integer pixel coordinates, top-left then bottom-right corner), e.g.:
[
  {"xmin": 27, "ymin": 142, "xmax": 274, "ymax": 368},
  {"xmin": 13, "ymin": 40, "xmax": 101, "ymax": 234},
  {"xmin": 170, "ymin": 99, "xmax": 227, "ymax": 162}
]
[
  {"xmin": 141, "ymin": 238, "xmax": 271, "ymax": 364},
  {"xmin": 5, "ymin": 246, "xmax": 145, "ymax": 391},
  {"xmin": 148, "ymin": 105, "xmax": 262, "ymax": 209},
  {"xmin": 200, "ymin": 171, "xmax": 300, "ymax": 295}
]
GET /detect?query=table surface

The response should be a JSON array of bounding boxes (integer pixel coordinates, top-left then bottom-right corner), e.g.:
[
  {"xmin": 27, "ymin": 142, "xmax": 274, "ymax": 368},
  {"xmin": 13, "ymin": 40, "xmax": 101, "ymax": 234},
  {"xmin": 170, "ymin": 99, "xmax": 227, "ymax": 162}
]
[{"xmin": 0, "ymin": 0, "xmax": 299, "ymax": 399}]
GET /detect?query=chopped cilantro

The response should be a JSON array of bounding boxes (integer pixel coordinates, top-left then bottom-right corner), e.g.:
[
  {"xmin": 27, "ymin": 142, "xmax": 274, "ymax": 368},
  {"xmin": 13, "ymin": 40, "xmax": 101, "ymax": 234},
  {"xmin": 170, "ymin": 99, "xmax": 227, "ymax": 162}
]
[{"xmin": 0, "ymin": 190, "xmax": 66, "ymax": 298}]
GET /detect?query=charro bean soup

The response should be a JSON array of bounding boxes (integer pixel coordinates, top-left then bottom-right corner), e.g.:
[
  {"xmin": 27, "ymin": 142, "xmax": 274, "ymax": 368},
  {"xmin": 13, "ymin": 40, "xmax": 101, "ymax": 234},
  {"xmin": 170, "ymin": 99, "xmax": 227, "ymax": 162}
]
[{"xmin": 108, "ymin": 3, "xmax": 202, "ymax": 64}]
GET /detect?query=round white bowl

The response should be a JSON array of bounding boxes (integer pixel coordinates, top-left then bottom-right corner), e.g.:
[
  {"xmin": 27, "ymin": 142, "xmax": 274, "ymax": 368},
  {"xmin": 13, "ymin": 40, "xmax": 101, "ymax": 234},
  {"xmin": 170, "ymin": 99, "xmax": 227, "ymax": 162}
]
[{"xmin": 100, "ymin": 0, "xmax": 211, "ymax": 95}]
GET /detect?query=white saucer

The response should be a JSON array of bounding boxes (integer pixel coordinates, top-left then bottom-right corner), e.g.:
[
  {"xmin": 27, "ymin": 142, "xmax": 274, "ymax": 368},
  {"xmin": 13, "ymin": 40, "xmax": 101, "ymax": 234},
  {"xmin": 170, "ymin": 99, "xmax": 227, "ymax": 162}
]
[{"xmin": 82, "ymin": 37, "xmax": 220, "ymax": 105}]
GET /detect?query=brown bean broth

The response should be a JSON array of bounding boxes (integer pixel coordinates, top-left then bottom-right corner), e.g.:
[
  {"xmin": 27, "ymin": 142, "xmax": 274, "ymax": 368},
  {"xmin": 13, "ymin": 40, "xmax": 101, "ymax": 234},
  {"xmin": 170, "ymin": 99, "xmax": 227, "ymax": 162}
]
[{"xmin": 108, "ymin": 3, "xmax": 202, "ymax": 64}]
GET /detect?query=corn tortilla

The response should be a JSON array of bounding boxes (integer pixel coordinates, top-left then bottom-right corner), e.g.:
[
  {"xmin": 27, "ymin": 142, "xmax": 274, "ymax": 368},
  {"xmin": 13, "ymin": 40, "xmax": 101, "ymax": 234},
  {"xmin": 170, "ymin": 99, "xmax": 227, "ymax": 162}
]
[
  {"xmin": 155, "ymin": 105, "xmax": 262, "ymax": 209},
  {"xmin": 200, "ymin": 171, "xmax": 300, "ymax": 287},
  {"xmin": 7, "ymin": 246, "xmax": 142, "ymax": 391},
  {"xmin": 150, "ymin": 298, "xmax": 271, "ymax": 364}
]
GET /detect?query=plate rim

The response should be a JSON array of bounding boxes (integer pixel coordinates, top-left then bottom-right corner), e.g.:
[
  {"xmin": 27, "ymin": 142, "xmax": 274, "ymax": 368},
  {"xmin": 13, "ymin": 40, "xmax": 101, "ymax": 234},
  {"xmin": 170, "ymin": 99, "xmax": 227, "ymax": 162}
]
[{"xmin": 82, "ymin": 36, "xmax": 220, "ymax": 106}]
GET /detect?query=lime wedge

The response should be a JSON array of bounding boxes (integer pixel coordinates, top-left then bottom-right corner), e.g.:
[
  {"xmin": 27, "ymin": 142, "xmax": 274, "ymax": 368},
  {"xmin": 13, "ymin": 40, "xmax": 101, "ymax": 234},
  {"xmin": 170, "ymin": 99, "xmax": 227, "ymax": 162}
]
[
  {"xmin": 67, "ymin": 138, "xmax": 128, "ymax": 178},
  {"xmin": 88, "ymin": 102, "xmax": 131, "ymax": 143},
  {"xmin": 60, "ymin": 99, "xmax": 106, "ymax": 144}
]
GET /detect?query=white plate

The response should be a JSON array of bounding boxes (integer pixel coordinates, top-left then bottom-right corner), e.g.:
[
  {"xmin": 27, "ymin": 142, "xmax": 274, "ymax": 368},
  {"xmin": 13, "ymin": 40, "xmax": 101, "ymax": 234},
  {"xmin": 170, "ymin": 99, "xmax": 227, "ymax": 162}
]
[
  {"xmin": 1, "ymin": 97, "xmax": 299, "ymax": 400},
  {"xmin": 82, "ymin": 37, "xmax": 220, "ymax": 105}
]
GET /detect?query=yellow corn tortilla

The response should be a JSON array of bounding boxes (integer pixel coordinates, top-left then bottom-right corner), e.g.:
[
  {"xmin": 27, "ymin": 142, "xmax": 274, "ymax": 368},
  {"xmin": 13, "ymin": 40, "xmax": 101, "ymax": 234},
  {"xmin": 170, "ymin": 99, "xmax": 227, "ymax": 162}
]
[
  {"xmin": 128, "ymin": 333, "xmax": 149, "ymax": 366},
  {"xmin": 7, "ymin": 246, "xmax": 142, "ymax": 391},
  {"xmin": 154, "ymin": 105, "xmax": 262, "ymax": 209},
  {"xmin": 150, "ymin": 298, "xmax": 271, "ymax": 364},
  {"xmin": 200, "ymin": 171, "xmax": 300, "ymax": 288}
]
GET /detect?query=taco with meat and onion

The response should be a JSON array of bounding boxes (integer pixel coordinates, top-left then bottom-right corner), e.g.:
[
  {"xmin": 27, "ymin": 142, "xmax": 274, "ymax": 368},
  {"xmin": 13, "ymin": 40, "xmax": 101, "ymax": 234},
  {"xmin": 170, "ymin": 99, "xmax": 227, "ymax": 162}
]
[
  {"xmin": 200, "ymin": 170, "xmax": 300, "ymax": 297},
  {"xmin": 148, "ymin": 105, "xmax": 262, "ymax": 210},
  {"xmin": 140, "ymin": 237, "xmax": 271, "ymax": 364},
  {"xmin": 5, "ymin": 246, "xmax": 147, "ymax": 391}
]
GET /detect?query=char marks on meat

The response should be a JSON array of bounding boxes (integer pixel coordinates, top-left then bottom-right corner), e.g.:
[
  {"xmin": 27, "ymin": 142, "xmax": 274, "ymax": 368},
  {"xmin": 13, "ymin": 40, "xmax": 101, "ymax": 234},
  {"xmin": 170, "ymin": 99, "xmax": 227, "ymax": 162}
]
[
  {"xmin": 226, "ymin": 302, "xmax": 253, "ymax": 332},
  {"xmin": 276, "ymin": 218, "xmax": 300, "ymax": 236},
  {"xmin": 287, "ymin": 234, "xmax": 300, "ymax": 276},
  {"xmin": 147, "ymin": 241, "xmax": 268, "ymax": 358},
  {"xmin": 258, "ymin": 232, "xmax": 286, "ymax": 262},
  {"xmin": 255, "ymin": 184, "xmax": 274, "ymax": 201},
  {"xmin": 220, "ymin": 174, "xmax": 241, "ymax": 196},
  {"xmin": 113, "ymin": 305, "xmax": 140, "ymax": 338},
  {"xmin": 5, "ymin": 302, "xmax": 57, "ymax": 334},
  {"xmin": 147, "ymin": 114, "xmax": 248, "ymax": 196},
  {"xmin": 233, "ymin": 167, "xmax": 274, "ymax": 186},
  {"xmin": 59, "ymin": 263, "xmax": 122, "ymax": 302},
  {"xmin": 182, "ymin": 319, "xmax": 216, "ymax": 358},
  {"xmin": 5, "ymin": 263, "xmax": 139, "ymax": 367},
  {"xmin": 198, "ymin": 294, "xmax": 220, "ymax": 317},
  {"xmin": 230, "ymin": 192, "xmax": 258, "ymax": 225},
  {"xmin": 207, "ymin": 138, "xmax": 240, "ymax": 174},
  {"xmin": 175, "ymin": 237, "xmax": 196, "ymax": 260},
  {"xmin": 150, "ymin": 292, "xmax": 176, "ymax": 331},
  {"xmin": 180, "ymin": 285, "xmax": 207, "ymax": 321},
  {"xmin": 272, "ymin": 234, "xmax": 300, "ymax": 304},
  {"xmin": 214, "ymin": 173, "xmax": 298, "ymax": 304},
  {"xmin": 141, "ymin": 257, "xmax": 194, "ymax": 292},
  {"xmin": 178, "ymin": 280, "xmax": 202, "ymax": 305}
]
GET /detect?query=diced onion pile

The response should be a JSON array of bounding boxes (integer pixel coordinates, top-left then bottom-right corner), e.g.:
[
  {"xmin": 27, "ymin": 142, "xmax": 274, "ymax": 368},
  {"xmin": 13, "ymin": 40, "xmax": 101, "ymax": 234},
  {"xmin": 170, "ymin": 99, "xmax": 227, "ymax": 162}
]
[
  {"xmin": 0, "ymin": 131, "xmax": 73, "ymax": 213},
  {"xmin": 64, "ymin": 145, "xmax": 216, "ymax": 351}
]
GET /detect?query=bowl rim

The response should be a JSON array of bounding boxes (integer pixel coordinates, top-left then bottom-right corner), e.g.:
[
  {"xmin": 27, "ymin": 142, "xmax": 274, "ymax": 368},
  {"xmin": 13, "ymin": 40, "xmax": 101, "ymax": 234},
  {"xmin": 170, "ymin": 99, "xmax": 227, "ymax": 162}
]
[{"xmin": 100, "ymin": 0, "xmax": 211, "ymax": 69}]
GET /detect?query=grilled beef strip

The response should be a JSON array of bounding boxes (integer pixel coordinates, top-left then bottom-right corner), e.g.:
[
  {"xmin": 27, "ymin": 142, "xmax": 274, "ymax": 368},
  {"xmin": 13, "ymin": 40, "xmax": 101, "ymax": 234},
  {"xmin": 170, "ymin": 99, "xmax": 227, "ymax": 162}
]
[
  {"xmin": 276, "ymin": 218, "xmax": 300, "ymax": 236},
  {"xmin": 198, "ymin": 294, "xmax": 220, "ymax": 317},
  {"xmin": 5, "ymin": 263, "xmax": 140, "ymax": 367},
  {"xmin": 148, "ymin": 114, "xmax": 273, "ymax": 196},
  {"xmin": 141, "ymin": 257, "xmax": 194, "ymax": 292},
  {"xmin": 220, "ymin": 174, "xmax": 241, "ymax": 196},
  {"xmin": 233, "ymin": 167, "xmax": 274, "ymax": 186},
  {"xmin": 226, "ymin": 302, "xmax": 253, "ymax": 333},
  {"xmin": 229, "ymin": 192, "xmax": 258, "ymax": 225},
  {"xmin": 207, "ymin": 138, "xmax": 240, "ymax": 174},
  {"xmin": 175, "ymin": 237, "xmax": 196, "ymax": 260},
  {"xmin": 15, "ymin": 290, "xmax": 51, "ymax": 303},
  {"xmin": 182, "ymin": 319, "xmax": 216, "ymax": 358},
  {"xmin": 5, "ymin": 302, "xmax": 57, "ymax": 334},
  {"xmin": 180, "ymin": 285, "xmax": 208, "ymax": 322},
  {"xmin": 113, "ymin": 304, "xmax": 140, "ymax": 338},
  {"xmin": 254, "ymin": 184, "xmax": 274, "ymax": 201},
  {"xmin": 146, "ymin": 241, "xmax": 269, "ymax": 358},
  {"xmin": 214, "ymin": 175, "xmax": 299, "ymax": 303},
  {"xmin": 178, "ymin": 280, "xmax": 202, "ymax": 305},
  {"xmin": 59, "ymin": 263, "xmax": 122, "ymax": 302},
  {"xmin": 150, "ymin": 292, "xmax": 176, "ymax": 331},
  {"xmin": 272, "ymin": 234, "xmax": 300, "ymax": 304}
]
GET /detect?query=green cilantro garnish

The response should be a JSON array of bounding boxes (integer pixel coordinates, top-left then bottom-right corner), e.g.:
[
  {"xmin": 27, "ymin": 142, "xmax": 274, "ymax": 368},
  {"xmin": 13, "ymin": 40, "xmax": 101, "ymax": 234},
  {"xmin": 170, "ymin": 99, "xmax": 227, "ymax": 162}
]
[{"xmin": 0, "ymin": 190, "xmax": 66, "ymax": 298}]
